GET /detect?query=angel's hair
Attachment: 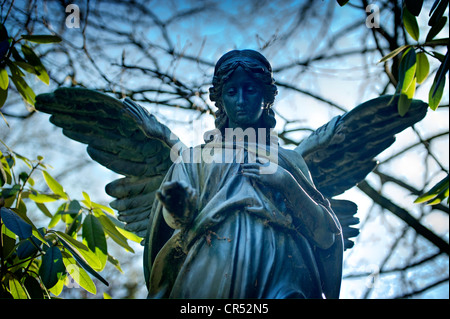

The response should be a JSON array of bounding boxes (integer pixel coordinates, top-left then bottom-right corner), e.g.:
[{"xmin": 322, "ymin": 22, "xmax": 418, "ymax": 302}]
[{"xmin": 209, "ymin": 50, "xmax": 278, "ymax": 133}]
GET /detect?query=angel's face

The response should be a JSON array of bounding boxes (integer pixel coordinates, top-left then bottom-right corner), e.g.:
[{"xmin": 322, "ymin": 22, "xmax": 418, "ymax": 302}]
[{"xmin": 221, "ymin": 66, "xmax": 264, "ymax": 130}]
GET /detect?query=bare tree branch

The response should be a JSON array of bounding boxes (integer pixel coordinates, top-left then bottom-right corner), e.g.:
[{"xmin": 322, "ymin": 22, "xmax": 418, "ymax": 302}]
[{"xmin": 357, "ymin": 181, "xmax": 449, "ymax": 255}]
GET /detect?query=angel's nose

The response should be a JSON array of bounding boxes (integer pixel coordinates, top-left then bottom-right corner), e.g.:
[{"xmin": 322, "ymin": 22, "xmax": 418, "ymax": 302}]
[{"xmin": 236, "ymin": 88, "xmax": 245, "ymax": 107}]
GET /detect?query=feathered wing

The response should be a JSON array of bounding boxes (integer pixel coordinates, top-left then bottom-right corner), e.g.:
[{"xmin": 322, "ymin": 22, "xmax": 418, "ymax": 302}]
[
  {"xmin": 296, "ymin": 95, "xmax": 428, "ymax": 249},
  {"xmin": 35, "ymin": 87, "xmax": 185, "ymax": 237}
]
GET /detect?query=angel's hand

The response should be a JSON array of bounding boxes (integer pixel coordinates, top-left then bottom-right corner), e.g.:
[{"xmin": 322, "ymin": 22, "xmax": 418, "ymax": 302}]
[
  {"xmin": 157, "ymin": 181, "xmax": 197, "ymax": 229},
  {"xmin": 122, "ymin": 98, "xmax": 154, "ymax": 138},
  {"xmin": 241, "ymin": 161, "xmax": 291, "ymax": 191}
]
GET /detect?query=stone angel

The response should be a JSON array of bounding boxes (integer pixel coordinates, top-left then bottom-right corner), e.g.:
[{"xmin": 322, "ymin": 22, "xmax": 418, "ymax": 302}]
[{"xmin": 35, "ymin": 50, "xmax": 427, "ymax": 299}]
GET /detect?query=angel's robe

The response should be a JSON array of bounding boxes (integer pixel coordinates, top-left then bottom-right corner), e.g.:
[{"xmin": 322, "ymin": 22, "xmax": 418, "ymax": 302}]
[{"xmin": 143, "ymin": 136, "xmax": 344, "ymax": 299}]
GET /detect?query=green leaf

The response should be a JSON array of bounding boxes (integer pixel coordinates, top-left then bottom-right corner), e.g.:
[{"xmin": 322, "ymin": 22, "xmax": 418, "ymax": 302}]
[
  {"xmin": 0, "ymin": 207, "xmax": 32, "ymax": 239},
  {"xmin": 91, "ymin": 201, "xmax": 115, "ymax": 215},
  {"xmin": 429, "ymin": 65, "xmax": 446, "ymax": 110},
  {"xmin": 56, "ymin": 232, "xmax": 109, "ymax": 287},
  {"xmin": 414, "ymin": 174, "xmax": 449, "ymax": 204},
  {"xmin": 403, "ymin": 6, "xmax": 420, "ymax": 41},
  {"xmin": 65, "ymin": 210, "xmax": 82, "ymax": 237},
  {"xmin": 42, "ymin": 171, "xmax": 68, "ymax": 200},
  {"xmin": 429, "ymin": 0, "xmax": 448, "ymax": 27},
  {"xmin": 82, "ymin": 191, "xmax": 92, "ymax": 208},
  {"xmin": 432, "ymin": 51, "xmax": 449, "ymax": 94},
  {"xmin": 21, "ymin": 34, "xmax": 62, "ymax": 44},
  {"xmin": 13, "ymin": 152, "xmax": 31, "ymax": 169},
  {"xmin": 398, "ymin": 77, "xmax": 416, "ymax": 116},
  {"xmin": 1, "ymin": 224, "xmax": 17, "ymax": 259},
  {"xmin": 8, "ymin": 277, "xmax": 29, "ymax": 299},
  {"xmin": 17, "ymin": 230, "xmax": 44, "ymax": 259},
  {"xmin": 405, "ymin": 0, "xmax": 423, "ymax": 16},
  {"xmin": 107, "ymin": 254, "xmax": 123, "ymax": 273},
  {"xmin": 20, "ymin": 45, "xmax": 49, "ymax": 85},
  {"xmin": 23, "ymin": 275, "xmax": 46, "ymax": 299},
  {"xmin": 0, "ymin": 150, "xmax": 12, "ymax": 185},
  {"xmin": 0, "ymin": 87, "xmax": 7, "ymax": 108},
  {"xmin": 426, "ymin": 16, "xmax": 447, "ymax": 42},
  {"xmin": 65, "ymin": 200, "xmax": 82, "ymax": 215},
  {"xmin": 48, "ymin": 209, "xmax": 62, "ymax": 229},
  {"xmin": 48, "ymin": 276, "xmax": 64, "ymax": 296},
  {"xmin": 48, "ymin": 201, "xmax": 77, "ymax": 229},
  {"xmin": 0, "ymin": 68, "xmax": 9, "ymax": 90},
  {"xmin": 97, "ymin": 214, "xmax": 134, "ymax": 253},
  {"xmin": 336, "ymin": 0, "xmax": 349, "ymax": 6},
  {"xmin": 14, "ymin": 61, "xmax": 37, "ymax": 75},
  {"xmin": 27, "ymin": 192, "xmax": 59, "ymax": 203},
  {"xmin": 54, "ymin": 230, "xmax": 102, "ymax": 271},
  {"xmin": 378, "ymin": 45, "xmax": 411, "ymax": 63},
  {"xmin": 35, "ymin": 202, "xmax": 52, "ymax": 218},
  {"xmin": 426, "ymin": 187, "xmax": 449, "ymax": 205},
  {"xmin": 4, "ymin": 206, "xmax": 48, "ymax": 246},
  {"xmin": 103, "ymin": 212, "xmax": 142, "ymax": 243},
  {"xmin": 6, "ymin": 60, "xmax": 25, "ymax": 78},
  {"xmin": 32, "ymin": 227, "xmax": 48, "ymax": 247},
  {"xmin": 117, "ymin": 226, "xmax": 143, "ymax": 243},
  {"xmin": 61, "ymin": 251, "xmax": 97, "ymax": 295},
  {"xmin": 39, "ymin": 245, "xmax": 66, "ymax": 289},
  {"xmin": 397, "ymin": 48, "xmax": 417, "ymax": 106},
  {"xmin": 1, "ymin": 184, "xmax": 20, "ymax": 200},
  {"xmin": 82, "ymin": 214, "xmax": 108, "ymax": 271},
  {"xmin": 10, "ymin": 70, "xmax": 36, "ymax": 105},
  {"xmin": 415, "ymin": 52, "xmax": 429, "ymax": 84}
]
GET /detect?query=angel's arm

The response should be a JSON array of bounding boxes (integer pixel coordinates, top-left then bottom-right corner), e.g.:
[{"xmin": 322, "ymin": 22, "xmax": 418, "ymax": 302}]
[
  {"xmin": 156, "ymin": 181, "xmax": 197, "ymax": 230},
  {"xmin": 242, "ymin": 163, "xmax": 340, "ymax": 249}
]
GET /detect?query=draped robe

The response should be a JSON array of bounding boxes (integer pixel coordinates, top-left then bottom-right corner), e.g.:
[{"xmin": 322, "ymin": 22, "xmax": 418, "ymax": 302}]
[{"xmin": 144, "ymin": 137, "xmax": 344, "ymax": 299}]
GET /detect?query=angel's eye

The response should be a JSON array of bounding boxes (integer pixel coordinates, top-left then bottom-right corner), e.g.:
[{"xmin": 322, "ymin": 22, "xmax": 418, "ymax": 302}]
[
  {"xmin": 246, "ymin": 86, "xmax": 256, "ymax": 93},
  {"xmin": 226, "ymin": 88, "xmax": 237, "ymax": 96}
]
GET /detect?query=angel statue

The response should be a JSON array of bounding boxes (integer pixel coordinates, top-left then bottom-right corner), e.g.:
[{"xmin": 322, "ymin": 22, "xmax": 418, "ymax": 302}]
[{"xmin": 35, "ymin": 49, "xmax": 427, "ymax": 299}]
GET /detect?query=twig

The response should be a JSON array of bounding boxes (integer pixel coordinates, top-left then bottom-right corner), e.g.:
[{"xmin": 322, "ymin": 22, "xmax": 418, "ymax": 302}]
[{"xmin": 357, "ymin": 180, "xmax": 449, "ymax": 255}]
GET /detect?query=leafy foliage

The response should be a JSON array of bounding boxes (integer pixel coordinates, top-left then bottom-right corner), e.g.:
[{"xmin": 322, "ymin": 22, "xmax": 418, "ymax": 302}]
[
  {"xmin": 0, "ymin": 144, "xmax": 141, "ymax": 299},
  {"xmin": 379, "ymin": 0, "xmax": 448, "ymax": 114},
  {"xmin": 0, "ymin": 23, "xmax": 61, "ymax": 117},
  {"xmin": 339, "ymin": 0, "xmax": 449, "ymax": 206},
  {"xmin": 414, "ymin": 174, "xmax": 449, "ymax": 205}
]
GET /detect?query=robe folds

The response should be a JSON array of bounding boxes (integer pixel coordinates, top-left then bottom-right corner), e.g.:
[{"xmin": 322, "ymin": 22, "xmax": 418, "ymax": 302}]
[{"xmin": 144, "ymin": 139, "xmax": 344, "ymax": 299}]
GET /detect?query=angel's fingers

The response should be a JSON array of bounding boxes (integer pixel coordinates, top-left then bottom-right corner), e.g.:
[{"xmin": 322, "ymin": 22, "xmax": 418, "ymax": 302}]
[
  {"xmin": 241, "ymin": 163, "xmax": 264, "ymax": 170},
  {"xmin": 242, "ymin": 171, "xmax": 261, "ymax": 180},
  {"xmin": 156, "ymin": 190, "xmax": 166, "ymax": 203},
  {"xmin": 163, "ymin": 181, "xmax": 183, "ymax": 191},
  {"xmin": 241, "ymin": 168, "xmax": 260, "ymax": 176}
]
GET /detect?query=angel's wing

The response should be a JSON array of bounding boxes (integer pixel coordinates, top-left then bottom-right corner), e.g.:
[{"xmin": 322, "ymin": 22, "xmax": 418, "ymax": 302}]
[
  {"xmin": 35, "ymin": 88, "xmax": 185, "ymax": 237},
  {"xmin": 297, "ymin": 95, "xmax": 428, "ymax": 249},
  {"xmin": 298, "ymin": 95, "xmax": 428, "ymax": 198}
]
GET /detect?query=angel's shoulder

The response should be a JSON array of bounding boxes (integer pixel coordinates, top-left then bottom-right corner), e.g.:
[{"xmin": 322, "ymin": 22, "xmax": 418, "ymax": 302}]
[{"xmin": 280, "ymin": 147, "xmax": 313, "ymax": 183}]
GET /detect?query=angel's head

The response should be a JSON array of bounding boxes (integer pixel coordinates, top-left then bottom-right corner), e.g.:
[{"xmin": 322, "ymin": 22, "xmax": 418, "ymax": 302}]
[{"xmin": 209, "ymin": 50, "xmax": 278, "ymax": 133}]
